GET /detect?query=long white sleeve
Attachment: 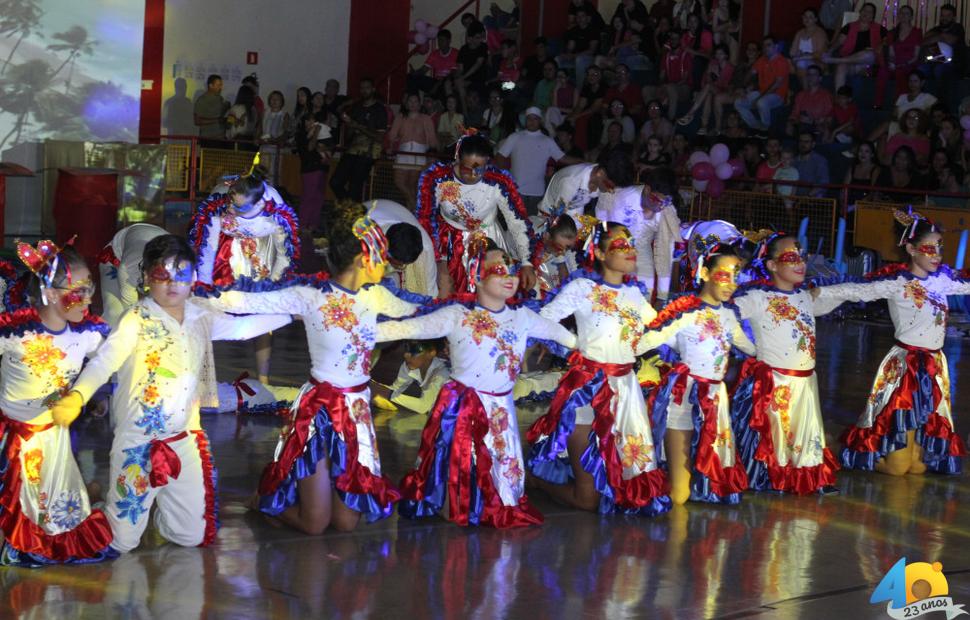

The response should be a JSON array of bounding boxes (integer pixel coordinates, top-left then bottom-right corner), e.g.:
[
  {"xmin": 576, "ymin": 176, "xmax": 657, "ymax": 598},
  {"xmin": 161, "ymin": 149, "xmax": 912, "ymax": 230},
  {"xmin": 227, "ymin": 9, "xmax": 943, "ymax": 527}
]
[
  {"xmin": 494, "ymin": 189, "xmax": 534, "ymax": 264},
  {"xmin": 814, "ymin": 278, "xmax": 896, "ymax": 304},
  {"xmin": 72, "ymin": 311, "xmax": 140, "ymax": 403},
  {"xmin": 942, "ymin": 270, "xmax": 970, "ymax": 296},
  {"xmin": 204, "ymin": 286, "xmax": 315, "ymax": 317},
  {"xmin": 376, "ymin": 305, "xmax": 459, "ymax": 343},
  {"xmin": 731, "ymin": 319, "xmax": 757, "ymax": 356},
  {"xmin": 391, "ymin": 366, "xmax": 449, "ymax": 414},
  {"xmin": 527, "ymin": 310, "xmax": 577, "ymax": 349},
  {"xmin": 368, "ymin": 284, "xmax": 421, "ymax": 319},
  {"xmin": 210, "ymin": 311, "xmax": 292, "ymax": 341},
  {"xmin": 539, "ymin": 278, "xmax": 587, "ymax": 322}
]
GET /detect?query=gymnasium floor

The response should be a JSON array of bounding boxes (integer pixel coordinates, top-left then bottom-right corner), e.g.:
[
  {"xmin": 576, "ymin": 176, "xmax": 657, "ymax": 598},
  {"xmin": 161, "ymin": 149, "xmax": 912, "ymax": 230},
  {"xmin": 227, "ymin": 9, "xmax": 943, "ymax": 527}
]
[{"xmin": 2, "ymin": 316, "xmax": 969, "ymax": 619}]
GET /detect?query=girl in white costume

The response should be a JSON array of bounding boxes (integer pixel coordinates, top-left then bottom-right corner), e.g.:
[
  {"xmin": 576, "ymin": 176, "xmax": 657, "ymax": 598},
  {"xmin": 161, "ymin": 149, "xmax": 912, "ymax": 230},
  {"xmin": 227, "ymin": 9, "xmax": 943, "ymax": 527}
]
[
  {"xmin": 54, "ymin": 236, "xmax": 289, "ymax": 553},
  {"xmin": 644, "ymin": 241, "xmax": 755, "ymax": 505},
  {"xmin": 527, "ymin": 222, "xmax": 671, "ymax": 515},
  {"xmin": 380, "ymin": 242, "xmax": 576, "ymax": 528},
  {"xmin": 0, "ymin": 241, "xmax": 113, "ymax": 566},
  {"xmin": 814, "ymin": 211, "xmax": 970, "ymax": 476},
  {"xmin": 730, "ymin": 234, "xmax": 841, "ymax": 494}
]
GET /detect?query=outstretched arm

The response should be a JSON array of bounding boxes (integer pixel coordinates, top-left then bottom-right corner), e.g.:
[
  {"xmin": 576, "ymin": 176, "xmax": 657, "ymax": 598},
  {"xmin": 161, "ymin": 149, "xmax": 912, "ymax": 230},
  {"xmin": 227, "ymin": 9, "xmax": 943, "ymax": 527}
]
[{"xmin": 376, "ymin": 305, "xmax": 458, "ymax": 343}]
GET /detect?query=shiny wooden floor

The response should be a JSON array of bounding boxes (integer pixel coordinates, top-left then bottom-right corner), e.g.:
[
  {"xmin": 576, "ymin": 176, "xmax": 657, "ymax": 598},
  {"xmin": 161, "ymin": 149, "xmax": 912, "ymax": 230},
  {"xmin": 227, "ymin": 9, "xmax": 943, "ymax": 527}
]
[{"xmin": 3, "ymin": 314, "xmax": 970, "ymax": 619}]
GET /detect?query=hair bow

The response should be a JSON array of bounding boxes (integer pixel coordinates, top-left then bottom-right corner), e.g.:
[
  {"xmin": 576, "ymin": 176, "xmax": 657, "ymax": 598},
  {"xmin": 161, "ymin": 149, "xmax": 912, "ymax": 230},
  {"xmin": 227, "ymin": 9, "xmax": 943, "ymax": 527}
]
[
  {"xmin": 352, "ymin": 216, "xmax": 389, "ymax": 266},
  {"xmin": 893, "ymin": 206, "xmax": 935, "ymax": 246},
  {"xmin": 16, "ymin": 236, "xmax": 75, "ymax": 305}
]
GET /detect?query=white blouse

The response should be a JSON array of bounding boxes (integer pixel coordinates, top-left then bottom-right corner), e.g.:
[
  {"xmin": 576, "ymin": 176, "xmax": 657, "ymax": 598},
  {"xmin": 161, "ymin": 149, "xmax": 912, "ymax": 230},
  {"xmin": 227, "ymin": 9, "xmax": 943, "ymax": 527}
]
[
  {"xmin": 815, "ymin": 267, "xmax": 970, "ymax": 350},
  {"xmin": 540, "ymin": 274, "xmax": 657, "ymax": 364},
  {"xmin": 538, "ymin": 163, "xmax": 598, "ymax": 218},
  {"xmin": 377, "ymin": 303, "xmax": 576, "ymax": 394}
]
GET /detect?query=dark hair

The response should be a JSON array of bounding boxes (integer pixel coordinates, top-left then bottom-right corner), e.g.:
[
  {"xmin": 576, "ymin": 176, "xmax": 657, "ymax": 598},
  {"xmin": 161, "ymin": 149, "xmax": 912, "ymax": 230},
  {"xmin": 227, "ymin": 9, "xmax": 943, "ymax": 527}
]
[
  {"xmin": 327, "ymin": 219, "xmax": 365, "ymax": 274},
  {"xmin": 803, "ymin": 7, "xmax": 820, "ymax": 20},
  {"xmin": 406, "ymin": 338, "xmax": 445, "ymax": 356},
  {"xmin": 592, "ymin": 221, "xmax": 630, "ymax": 273},
  {"xmin": 534, "ymin": 36, "xmax": 548, "ymax": 45},
  {"xmin": 268, "ymin": 90, "xmax": 285, "ymax": 107},
  {"xmin": 860, "ymin": 2, "xmax": 877, "ymax": 15},
  {"xmin": 896, "ymin": 217, "xmax": 942, "ymax": 250},
  {"xmin": 234, "ymin": 85, "xmax": 256, "ymax": 113},
  {"xmin": 548, "ymin": 213, "xmax": 578, "ymax": 237},
  {"xmin": 456, "ymin": 133, "xmax": 493, "ymax": 159},
  {"xmin": 599, "ymin": 148, "xmax": 635, "ymax": 188},
  {"xmin": 892, "ymin": 145, "xmax": 917, "ymax": 172},
  {"xmin": 467, "ymin": 21, "xmax": 486, "ymax": 38},
  {"xmin": 294, "ymin": 86, "xmax": 312, "ymax": 118},
  {"xmin": 837, "ymin": 85, "xmax": 853, "ymax": 96},
  {"xmin": 206, "ymin": 74, "xmax": 222, "ymax": 87},
  {"xmin": 641, "ymin": 166, "xmax": 684, "ymax": 212},
  {"xmin": 242, "ymin": 74, "xmax": 259, "ymax": 87},
  {"xmin": 141, "ymin": 235, "xmax": 196, "ymax": 284},
  {"xmin": 706, "ymin": 245, "xmax": 740, "ymax": 273},
  {"xmin": 360, "ymin": 77, "xmax": 375, "ymax": 87},
  {"xmin": 228, "ymin": 173, "xmax": 265, "ymax": 205},
  {"xmin": 386, "ymin": 223, "xmax": 423, "ymax": 265},
  {"xmin": 25, "ymin": 245, "xmax": 87, "ymax": 305},
  {"xmin": 941, "ymin": 3, "xmax": 957, "ymax": 13},
  {"xmin": 438, "ymin": 28, "xmax": 452, "ymax": 39},
  {"xmin": 713, "ymin": 43, "xmax": 730, "ymax": 57},
  {"xmin": 806, "ymin": 64, "xmax": 823, "ymax": 75},
  {"xmin": 766, "ymin": 233, "xmax": 796, "ymax": 260},
  {"xmin": 909, "ymin": 68, "xmax": 926, "ymax": 82},
  {"xmin": 763, "ymin": 33, "xmax": 776, "ymax": 44},
  {"xmin": 502, "ymin": 38, "xmax": 516, "ymax": 48}
]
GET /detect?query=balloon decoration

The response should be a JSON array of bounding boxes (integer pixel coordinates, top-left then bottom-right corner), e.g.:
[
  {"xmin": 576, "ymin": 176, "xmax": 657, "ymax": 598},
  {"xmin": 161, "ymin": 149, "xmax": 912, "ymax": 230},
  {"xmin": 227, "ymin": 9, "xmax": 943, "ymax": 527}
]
[
  {"xmin": 411, "ymin": 18, "xmax": 437, "ymax": 51},
  {"xmin": 689, "ymin": 143, "xmax": 742, "ymax": 198},
  {"xmin": 960, "ymin": 115, "xmax": 970, "ymax": 130}
]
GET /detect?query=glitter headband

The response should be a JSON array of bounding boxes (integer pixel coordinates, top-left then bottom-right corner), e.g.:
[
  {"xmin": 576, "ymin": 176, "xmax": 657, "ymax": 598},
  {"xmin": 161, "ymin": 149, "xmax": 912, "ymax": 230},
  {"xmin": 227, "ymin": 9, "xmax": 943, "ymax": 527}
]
[
  {"xmin": 691, "ymin": 233, "xmax": 723, "ymax": 284},
  {"xmin": 582, "ymin": 220, "xmax": 609, "ymax": 265},
  {"xmin": 352, "ymin": 216, "xmax": 389, "ymax": 266},
  {"xmin": 16, "ymin": 236, "xmax": 76, "ymax": 305},
  {"xmin": 453, "ymin": 126, "xmax": 480, "ymax": 161},
  {"xmin": 894, "ymin": 207, "xmax": 936, "ymax": 246}
]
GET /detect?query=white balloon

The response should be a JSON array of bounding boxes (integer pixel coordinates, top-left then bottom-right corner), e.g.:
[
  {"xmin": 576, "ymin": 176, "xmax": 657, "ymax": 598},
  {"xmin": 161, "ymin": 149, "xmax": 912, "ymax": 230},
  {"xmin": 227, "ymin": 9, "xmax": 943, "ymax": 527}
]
[
  {"xmin": 709, "ymin": 143, "xmax": 730, "ymax": 166},
  {"xmin": 692, "ymin": 179, "xmax": 709, "ymax": 192}
]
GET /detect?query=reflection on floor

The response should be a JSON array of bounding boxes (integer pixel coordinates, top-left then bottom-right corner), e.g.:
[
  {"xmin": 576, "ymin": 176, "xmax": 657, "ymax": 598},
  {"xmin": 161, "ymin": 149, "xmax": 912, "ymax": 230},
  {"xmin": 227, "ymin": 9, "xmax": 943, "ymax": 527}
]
[{"xmin": 2, "ymin": 320, "xmax": 970, "ymax": 619}]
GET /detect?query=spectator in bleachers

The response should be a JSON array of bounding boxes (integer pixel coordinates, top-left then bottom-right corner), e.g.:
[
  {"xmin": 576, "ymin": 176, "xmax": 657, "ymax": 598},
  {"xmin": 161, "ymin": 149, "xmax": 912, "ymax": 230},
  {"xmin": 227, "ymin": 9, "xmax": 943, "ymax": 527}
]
[
  {"xmin": 388, "ymin": 93, "xmax": 438, "ymax": 211},
  {"xmin": 599, "ymin": 14, "xmax": 648, "ymax": 73},
  {"xmin": 292, "ymin": 87, "xmax": 312, "ymax": 128},
  {"xmin": 722, "ymin": 109, "xmax": 748, "ymax": 141},
  {"xmin": 755, "ymin": 137, "xmax": 782, "ymax": 192},
  {"xmin": 844, "ymin": 141, "xmax": 882, "ymax": 204},
  {"xmin": 929, "ymin": 148, "xmax": 952, "ymax": 189},
  {"xmin": 494, "ymin": 39, "xmax": 522, "ymax": 85},
  {"xmin": 823, "ymin": 3, "xmax": 886, "ymax": 90},
  {"xmin": 920, "ymin": 4, "xmax": 967, "ymax": 101},
  {"xmin": 543, "ymin": 67, "xmax": 577, "ymax": 133},
  {"xmin": 193, "ymin": 74, "xmax": 227, "ymax": 144},
  {"xmin": 885, "ymin": 108, "xmax": 931, "ymax": 167},
  {"xmin": 819, "ymin": 0, "xmax": 854, "ymax": 33},
  {"xmin": 774, "ymin": 146, "xmax": 800, "ymax": 212},
  {"xmin": 612, "ymin": 0, "xmax": 648, "ymax": 29},
  {"xmin": 532, "ymin": 60, "xmax": 558, "ymax": 111},
  {"xmin": 683, "ymin": 12, "xmax": 714, "ymax": 87},
  {"xmin": 308, "ymin": 91, "xmax": 326, "ymax": 122},
  {"xmin": 603, "ymin": 64, "xmax": 643, "ymax": 117},
  {"xmin": 739, "ymin": 139, "xmax": 762, "ymax": 180},
  {"xmin": 437, "ymin": 94, "xmax": 465, "ymax": 148},
  {"xmin": 456, "ymin": 21, "xmax": 490, "ymax": 111},
  {"xmin": 711, "ymin": 0, "xmax": 741, "ymax": 62},
  {"xmin": 874, "ymin": 5, "xmax": 922, "ymax": 109},
  {"xmin": 322, "ymin": 80, "xmax": 347, "ymax": 137},
  {"xmin": 931, "ymin": 162, "xmax": 968, "ymax": 206},
  {"xmin": 640, "ymin": 99, "xmax": 675, "ymax": 148},
  {"xmin": 645, "ymin": 29, "xmax": 693, "ymax": 121},
  {"xmin": 330, "ymin": 77, "xmax": 387, "ymax": 202},
  {"xmin": 793, "ymin": 131, "xmax": 830, "ymax": 197},
  {"xmin": 225, "ymin": 85, "xmax": 258, "ymax": 144},
  {"xmin": 296, "ymin": 112, "xmax": 334, "ymax": 236},
  {"xmin": 611, "ymin": 1, "xmax": 652, "ymax": 68},
  {"xmin": 482, "ymin": 89, "xmax": 511, "ymax": 143},
  {"xmin": 933, "ymin": 115, "xmax": 964, "ymax": 163},
  {"xmin": 644, "ymin": 16, "xmax": 674, "ymax": 66},
  {"xmin": 498, "ymin": 106, "xmax": 576, "ymax": 215},
  {"xmin": 717, "ymin": 41, "xmax": 759, "ymax": 130},
  {"xmin": 787, "ymin": 65, "xmax": 833, "ymax": 137},
  {"xmin": 598, "ymin": 99, "xmax": 636, "ymax": 145},
  {"xmin": 570, "ymin": 65, "xmax": 608, "ymax": 144},
  {"xmin": 677, "ymin": 43, "xmax": 734, "ymax": 135},
  {"xmin": 555, "ymin": 123, "xmax": 584, "ymax": 159},
  {"xmin": 734, "ymin": 35, "xmax": 789, "ymax": 134},
  {"xmin": 558, "ymin": 7, "xmax": 602, "ymax": 84},
  {"xmin": 590, "ymin": 121, "xmax": 632, "ymax": 165},
  {"xmin": 876, "ymin": 145, "xmax": 924, "ymax": 199},
  {"xmin": 791, "ymin": 9, "xmax": 829, "ymax": 84},
  {"xmin": 409, "ymin": 29, "xmax": 459, "ymax": 98},
  {"xmin": 259, "ymin": 91, "xmax": 291, "ymax": 148},
  {"xmin": 649, "ymin": 0, "xmax": 675, "ymax": 27},
  {"xmin": 669, "ymin": 132, "xmax": 691, "ymax": 174},
  {"xmin": 242, "ymin": 74, "xmax": 265, "ymax": 120},
  {"xmin": 464, "ymin": 90, "xmax": 485, "ymax": 128},
  {"xmin": 637, "ymin": 135, "xmax": 672, "ymax": 173},
  {"xmin": 521, "ymin": 37, "xmax": 552, "ymax": 91},
  {"xmin": 871, "ymin": 70, "xmax": 936, "ymax": 144},
  {"xmin": 672, "ymin": 0, "xmax": 707, "ymax": 30},
  {"xmin": 568, "ymin": 0, "xmax": 605, "ymax": 29},
  {"xmin": 828, "ymin": 85, "xmax": 862, "ymax": 144}
]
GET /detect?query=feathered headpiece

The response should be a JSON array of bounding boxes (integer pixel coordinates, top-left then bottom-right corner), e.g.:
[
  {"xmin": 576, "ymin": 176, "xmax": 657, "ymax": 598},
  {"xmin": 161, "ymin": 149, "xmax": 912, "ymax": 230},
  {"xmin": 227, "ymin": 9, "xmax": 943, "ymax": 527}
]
[
  {"xmin": 453, "ymin": 126, "xmax": 480, "ymax": 161},
  {"xmin": 465, "ymin": 231, "xmax": 491, "ymax": 292},
  {"xmin": 581, "ymin": 220, "xmax": 609, "ymax": 266},
  {"xmin": 747, "ymin": 229, "xmax": 786, "ymax": 261},
  {"xmin": 689, "ymin": 233, "xmax": 724, "ymax": 284},
  {"xmin": 352, "ymin": 216, "xmax": 389, "ymax": 266},
  {"xmin": 16, "ymin": 236, "xmax": 75, "ymax": 305},
  {"xmin": 536, "ymin": 200, "xmax": 568, "ymax": 236},
  {"xmin": 219, "ymin": 152, "xmax": 263, "ymax": 185},
  {"xmin": 894, "ymin": 206, "xmax": 936, "ymax": 246}
]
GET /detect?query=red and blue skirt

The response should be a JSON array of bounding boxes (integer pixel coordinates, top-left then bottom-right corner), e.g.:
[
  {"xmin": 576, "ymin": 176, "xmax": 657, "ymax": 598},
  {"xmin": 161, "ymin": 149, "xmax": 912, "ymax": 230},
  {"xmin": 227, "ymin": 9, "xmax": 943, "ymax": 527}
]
[
  {"xmin": 399, "ymin": 381, "xmax": 542, "ymax": 528},
  {"xmin": 257, "ymin": 379, "xmax": 400, "ymax": 522},
  {"xmin": 731, "ymin": 359, "xmax": 839, "ymax": 494},
  {"xmin": 841, "ymin": 342, "xmax": 966, "ymax": 474},
  {"xmin": 648, "ymin": 363, "xmax": 748, "ymax": 504},
  {"xmin": 527, "ymin": 353, "xmax": 671, "ymax": 516}
]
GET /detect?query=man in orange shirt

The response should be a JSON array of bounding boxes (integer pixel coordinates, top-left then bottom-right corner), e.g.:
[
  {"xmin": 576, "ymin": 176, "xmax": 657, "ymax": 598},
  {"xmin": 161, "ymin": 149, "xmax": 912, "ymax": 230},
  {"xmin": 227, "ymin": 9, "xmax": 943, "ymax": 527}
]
[{"xmin": 734, "ymin": 35, "xmax": 790, "ymax": 133}]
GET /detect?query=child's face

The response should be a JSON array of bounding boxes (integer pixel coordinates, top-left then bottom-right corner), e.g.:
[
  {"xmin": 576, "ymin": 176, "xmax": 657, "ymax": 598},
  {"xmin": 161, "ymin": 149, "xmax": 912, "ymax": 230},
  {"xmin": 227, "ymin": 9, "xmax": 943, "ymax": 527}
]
[
  {"xmin": 595, "ymin": 227, "xmax": 637, "ymax": 274},
  {"xmin": 781, "ymin": 151, "xmax": 794, "ymax": 167},
  {"xmin": 701, "ymin": 256, "xmax": 741, "ymax": 303},
  {"xmin": 550, "ymin": 230, "xmax": 577, "ymax": 253},
  {"xmin": 836, "ymin": 94, "xmax": 851, "ymax": 108},
  {"xmin": 404, "ymin": 348, "xmax": 436, "ymax": 370},
  {"xmin": 908, "ymin": 232, "xmax": 943, "ymax": 273},
  {"xmin": 145, "ymin": 258, "xmax": 195, "ymax": 310},
  {"xmin": 478, "ymin": 250, "xmax": 520, "ymax": 300},
  {"xmin": 49, "ymin": 264, "xmax": 95, "ymax": 323},
  {"xmin": 766, "ymin": 237, "xmax": 806, "ymax": 287}
]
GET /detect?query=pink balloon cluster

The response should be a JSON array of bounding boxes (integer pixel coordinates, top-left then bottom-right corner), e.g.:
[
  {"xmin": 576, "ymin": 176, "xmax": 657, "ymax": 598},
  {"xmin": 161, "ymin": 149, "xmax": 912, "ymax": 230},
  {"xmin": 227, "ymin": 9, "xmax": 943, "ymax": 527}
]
[
  {"xmin": 408, "ymin": 19, "xmax": 440, "ymax": 55},
  {"xmin": 688, "ymin": 143, "xmax": 743, "ymax": 199},
  {"xmin": 961, "ymin": 115, "xmax": 970, "ymax": 142}
]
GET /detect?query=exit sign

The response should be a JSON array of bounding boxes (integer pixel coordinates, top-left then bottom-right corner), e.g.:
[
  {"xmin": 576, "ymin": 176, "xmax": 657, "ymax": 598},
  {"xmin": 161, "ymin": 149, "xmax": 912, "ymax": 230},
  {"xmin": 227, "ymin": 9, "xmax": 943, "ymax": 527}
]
[{"xmin": 246, "ymin": 51, "xmax": 258, "ymax": 65}]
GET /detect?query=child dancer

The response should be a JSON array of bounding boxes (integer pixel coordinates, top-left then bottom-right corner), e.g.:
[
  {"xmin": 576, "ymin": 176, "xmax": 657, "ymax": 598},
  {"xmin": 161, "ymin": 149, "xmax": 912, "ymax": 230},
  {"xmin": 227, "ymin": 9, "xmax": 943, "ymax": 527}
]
[
  {"xmin": 189, "ymin": 162, "xmax": 300, "ymax": 384},
  {"xmin": 416, "ymin": 132, "xmax": 537, "ymax": 296},
  {"xmin": 378, "ymin": 242, "xmax": 577, "ymax": 528},
  {"xmin": 531, "ymin": 206, "xmax": 578, "ymax": 298},
  {"xmin": 814, "ymin": 211, "xmax": 970, "ymax": 475},
  {"xmin": 645, "ymin": 241, "xmax": 755, "ymax": 505},
  {"xmin": 200, "ymin": 217, "xmax": 421, "ymax": 534},
  {"xmin": 98, "ymin": 223, "xmax": 167, "ymax": 328},
  {"xmin": 731, "ymin": 233, "xmax": 841, "ymax": 494},
  {"xmin": 52, "ymin": 235, "xmax": 290, "ymax": 553},
  {"xmin": 0, "ymin": 240, "xmax": 113, "ymax": 566},
  {"xmin": 527, "ymin": 222, "xmax": 671, "ymax": 516}
]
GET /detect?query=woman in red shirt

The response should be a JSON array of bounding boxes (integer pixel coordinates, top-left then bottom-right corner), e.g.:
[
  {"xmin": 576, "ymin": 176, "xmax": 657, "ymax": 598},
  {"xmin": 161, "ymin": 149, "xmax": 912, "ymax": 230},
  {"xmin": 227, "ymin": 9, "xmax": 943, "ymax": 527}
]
[
  {"xmin": 683, "ymin": 13, "xmax": 715, "ymax": 88},
  {"xmin": 677, "ymin": 44, "xmax": 734, "ymax": 135},
  {"xmin": 874, "ymin": 5, "xmax": 923, "ymax": 108}
]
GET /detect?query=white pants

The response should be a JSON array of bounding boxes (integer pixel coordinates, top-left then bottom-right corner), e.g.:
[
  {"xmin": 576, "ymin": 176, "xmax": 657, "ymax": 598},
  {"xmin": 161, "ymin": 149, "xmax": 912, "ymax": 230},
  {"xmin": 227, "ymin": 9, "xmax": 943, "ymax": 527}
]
[{"xmin": 106, "ymin": 431, "xmax": 215, "ymax": 553}]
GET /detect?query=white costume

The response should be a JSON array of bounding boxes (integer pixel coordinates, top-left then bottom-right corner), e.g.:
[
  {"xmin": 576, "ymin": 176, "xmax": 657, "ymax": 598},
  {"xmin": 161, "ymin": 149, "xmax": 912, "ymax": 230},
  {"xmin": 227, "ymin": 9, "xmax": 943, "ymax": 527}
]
[
  {"xmin": 387, "ymin": 357, "xmax": 451, "ymax": 415},
  {"xmin": 0, "ymin": 311, "xmax": 114, "ymax": 566},
  {"xmin": 378, "ymin": 301, "xmax": 576, "ymax": 527},
  {"xmin": 368, "ymin": 199, "xmax": 439, "ymax": 297},
  {"xmin": 98, "ymin": 224, "xmax": 168, "ymax": 328},
  {"xmin": 538, "ymin": 163, "xmax": 600, "ymax": 218},
  {"xmin": 72, "ymin": 298, "xmax": 290, "ymax": 552},
  {"xmin": 527, "ymin": 271, "xmax": 671, "ymax": 515}
]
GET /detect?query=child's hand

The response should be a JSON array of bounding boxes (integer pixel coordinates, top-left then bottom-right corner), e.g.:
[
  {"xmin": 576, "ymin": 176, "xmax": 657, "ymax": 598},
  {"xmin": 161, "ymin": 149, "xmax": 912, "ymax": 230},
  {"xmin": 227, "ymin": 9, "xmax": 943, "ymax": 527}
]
[
  {"xmin": 51, "ymin": 391, "xmax": 84, "ymax": 427},
  {"xmin": 810, "ymin": 287, "xmax": 821, "ymax": 300}
]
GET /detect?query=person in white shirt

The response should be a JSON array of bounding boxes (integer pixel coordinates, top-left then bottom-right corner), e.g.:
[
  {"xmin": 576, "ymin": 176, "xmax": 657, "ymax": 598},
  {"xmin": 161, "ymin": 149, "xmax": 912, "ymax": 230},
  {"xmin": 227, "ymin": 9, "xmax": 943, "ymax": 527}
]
[
  {"xmin": 497, "ymin": 107, "xmax": 580, "ymax": 215},
  {"xmin": 98, "ymin": 224, "xmax": 168, "ymax": 329},
  {"xmin": 371, "ymin": 339, "xmax": 450, "ymax": 414},
  {"xmin": 367, "ymin": 199, "xmax": 439, "ymax": 297}
]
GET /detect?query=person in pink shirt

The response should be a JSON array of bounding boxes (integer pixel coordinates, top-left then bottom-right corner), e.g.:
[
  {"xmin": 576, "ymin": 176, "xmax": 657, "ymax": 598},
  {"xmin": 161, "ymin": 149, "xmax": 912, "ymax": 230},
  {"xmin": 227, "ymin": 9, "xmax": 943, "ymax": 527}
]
[
  {"xmin": 786, "ymin": 65, "xmax": 833, "ymax": 137},
  {"xmin": 408, "ymin": 29, "xmax": 459, "ymax": 97},
  {"xmin": 676, "ymin": 44, "xmax": 734, "ymax": 135},
  {"xmin": 827, "ymin": 85, "xmax": 863, "ymax": 143},
  {"xmin": 885, "ymin": 108, "xmax": 931, "ymax": 167},
  {"xmin": 643, "ymin": 29, "xmax": 693, "ymax": 121},
  {"xmin": 874, "ymin": 5, "xmax": 922, "ymax": 107}
]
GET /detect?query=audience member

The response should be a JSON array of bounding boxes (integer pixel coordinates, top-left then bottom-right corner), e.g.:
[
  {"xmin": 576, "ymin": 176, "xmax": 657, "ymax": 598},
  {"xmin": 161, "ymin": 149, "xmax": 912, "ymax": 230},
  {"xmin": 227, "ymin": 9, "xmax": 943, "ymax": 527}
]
[
  {"xmin": 194, "ymin": 74, "xmax": 228, "ymax": 144},
  {"xmin": 787, "ymin": 65, "xmax": 833, "ymax": 137},
  {"xmin": 330, "ymin": 77, "xmax": 387, "ymax": 202},
  {"xmin": 388, "ymin": 93, "xmax": 438, "ymax": 211},
  {"xmin": 734, "ymin": 35, "xmax": 789, "ymax": 134},
  {"xmin": 793, "ymin": 131, "xmax": 830, "ymax": 196},
  {"xmin": 791, "ymin": 9, "xmax": 829, "ymax": 82},
  {"xmin": 677, "ymin": 44, "xmax": 734, "ymax": 135},
  {"xmin": 824, "ymin": 3, "xmax": 886, "ymax": 89},
  {"xmin": 498, "ymin": 107, "xmax": 577, "ymax": 214},
  {"xmin": 645, "ymin": 29, "xmax": 693, "ymax": 121},
  {"xmin": 875, "ymin": 6, "xmax": 922, "ymax": 108}
]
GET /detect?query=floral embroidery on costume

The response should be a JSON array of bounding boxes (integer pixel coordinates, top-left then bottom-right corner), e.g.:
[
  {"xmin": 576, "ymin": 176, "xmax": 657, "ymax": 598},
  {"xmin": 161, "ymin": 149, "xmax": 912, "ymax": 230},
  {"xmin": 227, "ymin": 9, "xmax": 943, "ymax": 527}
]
[
  {"xmin": 133, "ymin": 309, "xmax": 177, "ymax": 437},
  {"xmin": 114, "ymin": 446, "xmax": 152, "ymax": 525},
  {"xmin": 438, "ymin": 181, "xmax": 484, "ymax": 230},
  {"xmin": 490, "ymin": 329, "xmax": 522, "ymax": 381},
  {"xmin": 587, "ymin": 285, "xmax": 645, "ymax": 352},
  {"xmin": 463, "ymin": 309, "xmax": 499, "ymax": 345},
  {"xmin": 48, "ymin": 491, "xmax": 84, "ymax": 530},
  {"xmin": 770, "ymin": 385, "xmax": 795, "ymax": 451},
  {"xmin": 321, "ymin": 294, "xmax": 373, "ymax": 373},
  {"xmin": 239, "ymin": 237, "xmax": 271, "ymax": 280},
  {"xmin": 868, "ymin": 356, "xmax": 903, "ymax": 406},
  {"xmin": 619, "ymin": 433, "xmax": 653, "ymax": 469},
  {"xmin": 351, "ymin": 398, "xmax": 373, "ymax": 426},
  {"xmin": 21, "ymin": 334, "xmax": 71, "ymax": 405},
  {"xmin": 903, "ymin": 280, "xmax": 948, "ymax": 326},
  {"xmin": 24, "ymin": 449, "xmax": 43, "ymax": 485},
  {"xmin": 767, "ymin": 296, "xmax": 817, "ymax": 358},
  {"xmin": 695, "ymin": 308, "xmax": 729, "ymax": 374}
]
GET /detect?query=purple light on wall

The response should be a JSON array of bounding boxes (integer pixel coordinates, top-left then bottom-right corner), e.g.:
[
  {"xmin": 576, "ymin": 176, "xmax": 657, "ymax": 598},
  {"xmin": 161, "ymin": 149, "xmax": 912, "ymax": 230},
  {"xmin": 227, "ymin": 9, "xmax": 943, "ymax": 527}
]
[{"xmin": 82, "ymin": 82, "xmax": 139, "ymax": 139}]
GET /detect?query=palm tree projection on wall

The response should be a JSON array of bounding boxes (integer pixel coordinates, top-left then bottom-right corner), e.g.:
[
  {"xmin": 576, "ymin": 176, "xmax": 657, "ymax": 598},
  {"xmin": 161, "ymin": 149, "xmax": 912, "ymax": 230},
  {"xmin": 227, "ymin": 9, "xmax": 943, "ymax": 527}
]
[
  {"xmin": 47, "ymin": 25, "xmax": 96, "ymax": 92},
  {"xmin": 0, "ymin": 0, "xmax": 44, "ymax": 75},
  {"xmin": 0, "ymin": 58, "xmax": 52, "ymax": 149}
]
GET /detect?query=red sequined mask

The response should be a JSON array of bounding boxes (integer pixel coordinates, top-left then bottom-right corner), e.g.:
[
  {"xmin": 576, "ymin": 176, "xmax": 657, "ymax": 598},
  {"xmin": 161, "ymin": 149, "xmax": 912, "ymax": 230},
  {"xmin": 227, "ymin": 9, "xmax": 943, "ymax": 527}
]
[
  {"xmin": 917, "ymin": 243, "xmax": 942, "ymax": 258},
  {"xmin": 59, "ymin": 279, "xmax": 96, "ymax": 311}
]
